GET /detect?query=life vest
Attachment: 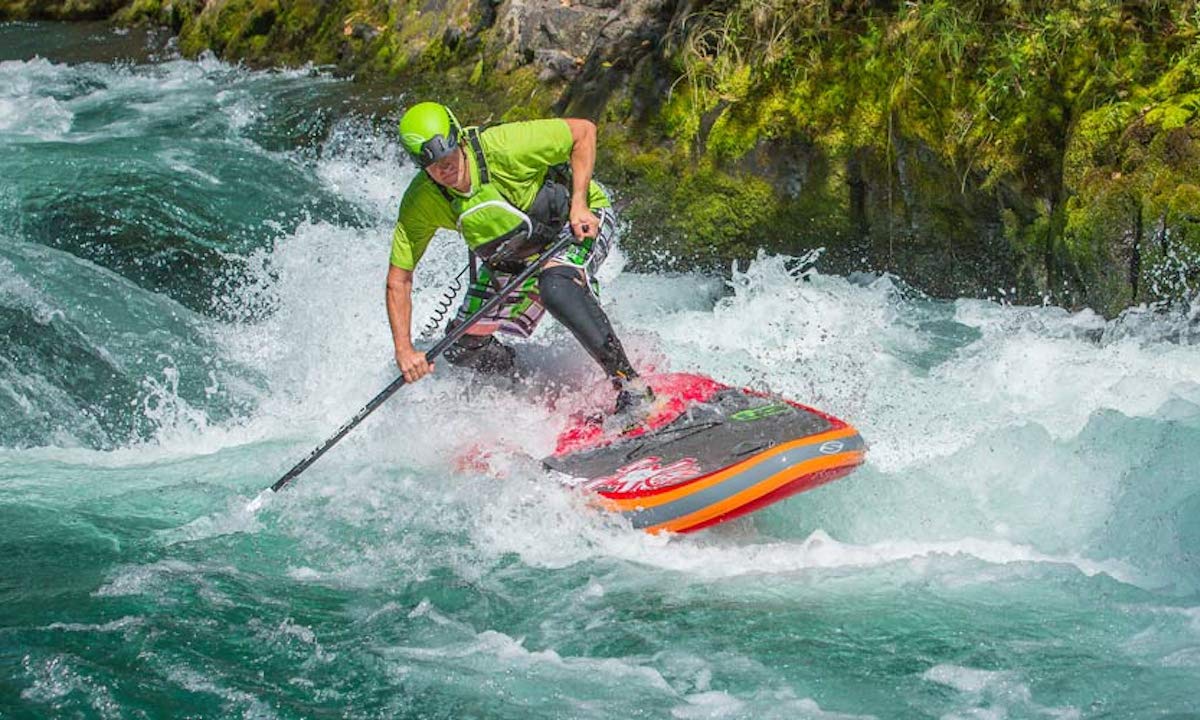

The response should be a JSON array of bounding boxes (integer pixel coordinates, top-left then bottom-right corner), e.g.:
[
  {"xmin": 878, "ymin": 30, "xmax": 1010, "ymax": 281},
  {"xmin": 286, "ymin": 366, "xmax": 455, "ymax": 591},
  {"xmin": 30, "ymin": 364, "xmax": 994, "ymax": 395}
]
[{"xmin": 436, "ymin": 126, "xmax": 571, "ymax": 274}]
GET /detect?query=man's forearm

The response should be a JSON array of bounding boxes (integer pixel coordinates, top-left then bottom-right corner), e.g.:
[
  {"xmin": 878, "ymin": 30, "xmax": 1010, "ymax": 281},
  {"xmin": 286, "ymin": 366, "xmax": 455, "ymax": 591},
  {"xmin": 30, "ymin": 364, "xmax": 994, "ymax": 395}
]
[
  {"xmin": 386, "ymin": 265, "xmax": 434, "ymax": 381},
  {"xmin": 386, "ymin": 274, "xmax": 415, "ymax": 352},
  {"xmin": 568, "ymin": 120, "xmax": 596, "ymax": 206}
]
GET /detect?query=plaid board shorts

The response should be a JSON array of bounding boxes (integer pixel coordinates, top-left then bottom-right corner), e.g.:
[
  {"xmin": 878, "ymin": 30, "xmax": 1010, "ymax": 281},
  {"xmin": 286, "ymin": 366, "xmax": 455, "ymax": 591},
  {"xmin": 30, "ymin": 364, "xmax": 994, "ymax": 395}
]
[{"xmin": 452, "ymin": 206, "xmax": 617, "ymax": 338}]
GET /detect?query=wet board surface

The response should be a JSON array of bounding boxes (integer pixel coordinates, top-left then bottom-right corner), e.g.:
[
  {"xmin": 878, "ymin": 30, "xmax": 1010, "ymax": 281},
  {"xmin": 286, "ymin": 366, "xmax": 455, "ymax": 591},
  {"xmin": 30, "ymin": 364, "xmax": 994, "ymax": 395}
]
[{"xmin": 543, "ymin": 373, "xmax": 866, "ymax": 533}]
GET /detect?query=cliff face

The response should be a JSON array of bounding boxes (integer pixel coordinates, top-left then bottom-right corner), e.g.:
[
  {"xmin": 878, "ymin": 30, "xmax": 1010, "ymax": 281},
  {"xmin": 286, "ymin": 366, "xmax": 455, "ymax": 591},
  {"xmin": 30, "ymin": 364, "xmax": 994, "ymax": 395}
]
[{"xmin": 5, "ymin": 0, "xmax": 1198, "ymax": 315}]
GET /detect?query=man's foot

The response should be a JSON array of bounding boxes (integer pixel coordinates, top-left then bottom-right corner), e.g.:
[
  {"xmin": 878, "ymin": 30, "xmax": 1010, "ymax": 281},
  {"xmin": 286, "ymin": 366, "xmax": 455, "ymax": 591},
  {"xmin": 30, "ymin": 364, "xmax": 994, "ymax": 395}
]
[
  {"xmin": 444, "ymin": 333, "xmax": 516, "ymax": 375},
  {"xmin": 613, "ymin": 379, "xmax": 655, "ymax": 416}
]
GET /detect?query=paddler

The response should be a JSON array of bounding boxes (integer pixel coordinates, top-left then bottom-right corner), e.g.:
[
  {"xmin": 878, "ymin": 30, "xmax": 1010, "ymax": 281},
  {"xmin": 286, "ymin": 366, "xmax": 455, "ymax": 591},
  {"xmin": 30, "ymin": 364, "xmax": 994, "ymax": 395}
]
[{"xmin": 385, "ymin": 102, "xmax": 653, "ymax": 414}]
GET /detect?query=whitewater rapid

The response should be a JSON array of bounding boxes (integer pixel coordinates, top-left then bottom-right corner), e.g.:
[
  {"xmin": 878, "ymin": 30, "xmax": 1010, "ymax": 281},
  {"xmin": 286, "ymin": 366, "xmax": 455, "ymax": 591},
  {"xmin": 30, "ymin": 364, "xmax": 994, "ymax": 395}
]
[{"xmin": 3, "ymin": 24, "xmax": 1200, "ymax": 718}]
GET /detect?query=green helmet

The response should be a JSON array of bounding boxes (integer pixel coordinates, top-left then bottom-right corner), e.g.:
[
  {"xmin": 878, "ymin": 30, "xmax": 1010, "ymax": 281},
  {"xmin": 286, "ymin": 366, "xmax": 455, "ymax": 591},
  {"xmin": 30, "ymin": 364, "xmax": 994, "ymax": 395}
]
[{"xmin": 397, "ymin": 102, "xmax": 462, "ymax": 168}]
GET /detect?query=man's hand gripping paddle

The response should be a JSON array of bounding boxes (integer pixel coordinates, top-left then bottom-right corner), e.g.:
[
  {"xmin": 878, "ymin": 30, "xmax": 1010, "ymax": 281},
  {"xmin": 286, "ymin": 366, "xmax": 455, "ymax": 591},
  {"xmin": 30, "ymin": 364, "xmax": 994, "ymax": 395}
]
[{"xmin": 245, "ymin": 232, "xmax": 580, "ymax": 512}]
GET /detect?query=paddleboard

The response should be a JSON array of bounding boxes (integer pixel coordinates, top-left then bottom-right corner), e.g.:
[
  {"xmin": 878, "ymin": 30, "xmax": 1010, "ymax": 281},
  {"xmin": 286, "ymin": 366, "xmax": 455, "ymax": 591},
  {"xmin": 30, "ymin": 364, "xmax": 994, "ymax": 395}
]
[{"xmin": 543, "ymin": 373, "xmax": 866, "ymax": 533}]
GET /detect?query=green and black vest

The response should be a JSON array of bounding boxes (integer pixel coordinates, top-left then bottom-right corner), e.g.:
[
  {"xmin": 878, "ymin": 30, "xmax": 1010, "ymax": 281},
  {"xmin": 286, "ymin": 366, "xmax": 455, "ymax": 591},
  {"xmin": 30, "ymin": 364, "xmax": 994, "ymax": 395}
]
[{"xmin": 434, "ymin": 126, "xmax": 571, "ymax": 274}]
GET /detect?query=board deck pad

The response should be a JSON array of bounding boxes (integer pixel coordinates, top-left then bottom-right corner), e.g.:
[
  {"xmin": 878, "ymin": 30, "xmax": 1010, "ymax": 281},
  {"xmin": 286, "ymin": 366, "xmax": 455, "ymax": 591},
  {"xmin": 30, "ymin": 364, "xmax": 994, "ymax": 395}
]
[{"xmin": 544, "ymin": 373, "xmax": 866, "ymax": 533}]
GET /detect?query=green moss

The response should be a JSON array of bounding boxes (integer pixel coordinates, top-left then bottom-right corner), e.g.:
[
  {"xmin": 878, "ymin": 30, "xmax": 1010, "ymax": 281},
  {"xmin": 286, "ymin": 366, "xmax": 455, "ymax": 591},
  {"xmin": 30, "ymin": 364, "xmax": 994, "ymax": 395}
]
[
  {"xmin": 113, "ymin": 0, "xmax": 161, "ymax": 24},
  {"xmin": 648, "ymin": 0, "xmax": 1200, "ymax": 309},
  {"xmin": 95, "ymin": 0, "xmax": 1200, "ymax": 313},
  {"xmin": 1169, "ymin": 184, "xmax": 1200, "ymax": 220},
  {"xmin": 1145, "ymin": 92, "xmax": 1200, "ymax": 131},
  {"xmin": 673, "ymin": 164, "xmax": 775, "ymax": 252},
  {"xmin": 1064, "ymin": 102, "xmax": 1134, "ymax": 186},
  {"xmin": 481, "ymin": 66, "xmax": 551, "ymax": 121}
]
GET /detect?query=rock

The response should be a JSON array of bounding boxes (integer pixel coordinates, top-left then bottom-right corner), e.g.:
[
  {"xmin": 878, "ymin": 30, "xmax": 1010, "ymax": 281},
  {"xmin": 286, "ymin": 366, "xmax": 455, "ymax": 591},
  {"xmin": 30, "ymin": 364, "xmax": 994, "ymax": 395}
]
[
  {"xmin": 0, "ymin": 0, "xmax": 127, "ymax": 20},
  {"xmin": 555, "ymin": 0, "xmax": 677, "ymax": 121},
  {"xmin": 489, "ymin": 0, "xmax": 611, "ymax": 75},
  {"xmin": 344, "ymin": 22, "xmax": 379, "ymax": 42},
  {"xmin": 535, "ymin": 48, "xmax": 582, "ymax": 81}
]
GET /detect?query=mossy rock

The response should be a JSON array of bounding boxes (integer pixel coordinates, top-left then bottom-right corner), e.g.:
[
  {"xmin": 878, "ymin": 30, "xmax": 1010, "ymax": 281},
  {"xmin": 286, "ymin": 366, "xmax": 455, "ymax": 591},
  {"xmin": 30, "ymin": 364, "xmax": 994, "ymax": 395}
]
[{"xmin": 78, "ymin": 0, "xmax": 1200, "ymax": 315}]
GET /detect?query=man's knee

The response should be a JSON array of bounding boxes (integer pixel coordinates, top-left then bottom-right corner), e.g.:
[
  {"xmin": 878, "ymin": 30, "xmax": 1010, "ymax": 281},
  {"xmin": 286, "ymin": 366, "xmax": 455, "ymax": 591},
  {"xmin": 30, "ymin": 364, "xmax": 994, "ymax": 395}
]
[
  {"xmin": 539, "ymin": 264, "xmax": 590, "ymax": 315},
  {"xmin": 538, "ymin": 264, "xmax": 636, "ymax": 382}
]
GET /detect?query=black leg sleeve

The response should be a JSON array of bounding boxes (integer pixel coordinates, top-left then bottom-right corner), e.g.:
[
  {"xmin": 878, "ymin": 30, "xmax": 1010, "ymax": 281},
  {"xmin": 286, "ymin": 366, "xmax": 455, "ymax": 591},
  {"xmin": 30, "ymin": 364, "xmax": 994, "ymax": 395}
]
[{"xmin": 539, "ymin": 265, "xmax": 637, "ymax": 386}]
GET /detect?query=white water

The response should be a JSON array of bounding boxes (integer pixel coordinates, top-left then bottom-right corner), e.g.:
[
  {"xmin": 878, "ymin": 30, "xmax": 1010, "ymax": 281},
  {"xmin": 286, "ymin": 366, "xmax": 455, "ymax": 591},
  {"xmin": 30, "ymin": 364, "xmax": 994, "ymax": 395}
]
[{"xmin": 4, "ymin": 41, "xmax": 1200, "ymax": 718}]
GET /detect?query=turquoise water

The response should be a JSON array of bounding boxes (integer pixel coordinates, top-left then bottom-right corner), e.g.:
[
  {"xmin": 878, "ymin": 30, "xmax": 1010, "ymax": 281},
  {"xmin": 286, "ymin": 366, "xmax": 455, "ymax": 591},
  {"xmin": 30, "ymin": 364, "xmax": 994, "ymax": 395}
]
[{"xmin": 3, "ymin": 22, "xmax": 1200, "ymax": 719}]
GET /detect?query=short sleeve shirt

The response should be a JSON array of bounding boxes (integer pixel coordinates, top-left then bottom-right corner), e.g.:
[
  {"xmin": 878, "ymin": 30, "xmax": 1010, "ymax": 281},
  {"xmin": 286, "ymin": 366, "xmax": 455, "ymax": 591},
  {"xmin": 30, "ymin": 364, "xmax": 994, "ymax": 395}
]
[{"xmin": 389, "ymin": 119, "xmax": 611, "ymax": 270}]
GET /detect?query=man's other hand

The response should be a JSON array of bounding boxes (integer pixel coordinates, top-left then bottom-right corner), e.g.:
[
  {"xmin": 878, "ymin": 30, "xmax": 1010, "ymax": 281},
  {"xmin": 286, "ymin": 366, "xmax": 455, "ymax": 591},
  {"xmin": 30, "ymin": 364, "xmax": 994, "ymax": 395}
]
[
  {"xmin": 570, "ymin": 204, "xmax": 599, "ymax": 239},
  {"xmin": 395, "ymin": 347, "xmax": 434, "ymax": 383}
]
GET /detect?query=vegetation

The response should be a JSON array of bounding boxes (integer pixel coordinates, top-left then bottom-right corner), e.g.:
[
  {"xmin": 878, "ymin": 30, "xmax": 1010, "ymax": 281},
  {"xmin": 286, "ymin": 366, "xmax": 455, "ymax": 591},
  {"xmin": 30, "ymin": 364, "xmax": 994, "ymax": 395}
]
[
  {"xmin": 647, "ymin": 0, "xmax": 1200, "ymax": 310},
  {"xmin": 5, "ymin": 0, "xmax": 1199, "ymax": 313}
]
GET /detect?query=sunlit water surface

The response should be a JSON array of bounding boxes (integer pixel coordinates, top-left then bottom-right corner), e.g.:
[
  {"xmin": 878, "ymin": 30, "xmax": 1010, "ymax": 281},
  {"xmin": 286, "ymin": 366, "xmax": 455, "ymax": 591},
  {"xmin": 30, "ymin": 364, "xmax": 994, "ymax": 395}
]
[{"xmin": 3, "ymin": 22, "xmax": 1200, "ymax": 719}]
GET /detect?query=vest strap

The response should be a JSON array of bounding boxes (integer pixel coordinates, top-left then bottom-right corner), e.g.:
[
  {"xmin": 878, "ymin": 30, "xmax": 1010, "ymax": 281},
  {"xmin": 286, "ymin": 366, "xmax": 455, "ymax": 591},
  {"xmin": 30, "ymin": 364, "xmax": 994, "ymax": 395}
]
[{"xmin": 466, "ymin": 127, "xmax": 490, "ymax": 185}]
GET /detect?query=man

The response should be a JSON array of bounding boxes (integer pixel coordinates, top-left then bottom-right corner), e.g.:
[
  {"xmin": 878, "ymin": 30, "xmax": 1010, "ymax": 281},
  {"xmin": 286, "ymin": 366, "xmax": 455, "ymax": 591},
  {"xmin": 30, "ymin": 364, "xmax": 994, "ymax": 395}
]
[{"xmin": 385, "ymin": 102, "xmax": 651, "ymax": 413}]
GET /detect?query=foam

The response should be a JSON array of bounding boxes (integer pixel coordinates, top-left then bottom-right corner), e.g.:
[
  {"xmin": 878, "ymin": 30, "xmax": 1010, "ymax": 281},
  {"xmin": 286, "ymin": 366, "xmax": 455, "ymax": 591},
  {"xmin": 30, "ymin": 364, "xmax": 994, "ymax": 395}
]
[
  {"xmin": 20, "ymin": 653, "xmax": 122, "ymax": 718},
  {"xmin": 922, "ymin": 664, "xmax": 1080, "ymax": 720},
  {"xmin": 387, "ymin": 625, "xmax": 675, "ymax": 694},
  {"xmin": 646, "ymin": 255, "xmax": 1200, "ymax": 473},
  {"xmin": 0, "ymin": 58, "xmax": 74, "ymax": 140},
  {"xmin": 246, "ymin": 617, "xmax": 338, "ymax": 664},
  {"xmin": 1119, "ymin": 603, "xmax": 1200, "ymax": 667},
  {"xmin": 165, "ymin": 665, "xmax": 277, "ymax": 719},
  {"xmin": 942, "ymin": 299, "xmax": 1200, "ymax": 440},
  {"xmin": 473, "ymin": 473, "xmax": 1140, "ymax": 583},
  {"xmin": 313, "ymin": 116, "xmax": 410, "ymax": 219},
  {"xmin": 155, "ymin": 494, "xmax": 266, "ymax": 546},
  {"xmin": 671, "ymin": 691, "xmax": 875, "ymax": 720},
  {"xmin": 44, "ymin": 616, "xmax": 144, "ymax": 633},
  {"xmin": 93, "ymin": 559, "xmax": 235, "ymax": 598}
]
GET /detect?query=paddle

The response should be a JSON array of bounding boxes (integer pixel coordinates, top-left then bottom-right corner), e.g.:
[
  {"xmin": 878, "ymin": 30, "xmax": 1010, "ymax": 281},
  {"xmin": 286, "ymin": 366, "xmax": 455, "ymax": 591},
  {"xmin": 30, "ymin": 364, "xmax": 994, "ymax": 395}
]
[{"xmin": 246, "ymin": 232, "xmax": 580, "ymax": 510}]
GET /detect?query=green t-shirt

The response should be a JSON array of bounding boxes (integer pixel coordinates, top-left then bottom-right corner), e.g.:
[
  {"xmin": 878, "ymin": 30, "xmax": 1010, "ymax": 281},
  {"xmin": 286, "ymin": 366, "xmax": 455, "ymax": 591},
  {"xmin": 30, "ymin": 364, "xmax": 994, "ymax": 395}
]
[{"xmin": 389, "ymin": 119, "xmax": 611, "ymax": 270}]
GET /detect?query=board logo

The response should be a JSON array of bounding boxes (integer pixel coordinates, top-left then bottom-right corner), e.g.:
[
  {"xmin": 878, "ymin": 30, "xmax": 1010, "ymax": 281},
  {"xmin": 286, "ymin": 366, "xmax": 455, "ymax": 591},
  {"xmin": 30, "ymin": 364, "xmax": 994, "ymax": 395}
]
[
  {"xmin": 730, "ymin": 404, "xmax": 792, "ymax": 422},
  {"xmin": 585, "ymin": 456, "xmax": 703, "ymax": 494},
  {"xmin": 819, "ymin": 441, "xmax": 845, "ymax": 455}
]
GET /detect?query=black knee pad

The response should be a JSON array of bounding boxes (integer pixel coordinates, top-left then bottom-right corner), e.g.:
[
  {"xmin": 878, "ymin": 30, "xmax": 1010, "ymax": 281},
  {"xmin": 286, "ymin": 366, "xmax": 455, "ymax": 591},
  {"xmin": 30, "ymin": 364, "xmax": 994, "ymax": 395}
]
[
  {"xmin": 539, "ymin": 265, "xmax": 591, "ymax": 314},
  {"xmin": 443, "ymin": 333, "xmax": 516, "ymax": 374}
]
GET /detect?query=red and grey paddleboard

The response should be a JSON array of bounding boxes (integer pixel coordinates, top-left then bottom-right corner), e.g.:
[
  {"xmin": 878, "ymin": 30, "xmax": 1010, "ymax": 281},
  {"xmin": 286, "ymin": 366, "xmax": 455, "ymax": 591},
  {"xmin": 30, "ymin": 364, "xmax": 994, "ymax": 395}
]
[{"xmin": 543, "ymin": 373, "xmax": 866, "ymax": 533}]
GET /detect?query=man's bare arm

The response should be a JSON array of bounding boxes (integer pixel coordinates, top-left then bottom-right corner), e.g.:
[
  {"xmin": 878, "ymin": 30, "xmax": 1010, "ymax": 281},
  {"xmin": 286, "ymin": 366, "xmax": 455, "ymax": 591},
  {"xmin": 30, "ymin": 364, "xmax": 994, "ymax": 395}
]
[
  {"xmin": 563, "ymin": 118, "xmax": 599, "ymax": 239},
  {"xmin": 386, "ymin": 264, "xmax": 433, "ymax": 382}
]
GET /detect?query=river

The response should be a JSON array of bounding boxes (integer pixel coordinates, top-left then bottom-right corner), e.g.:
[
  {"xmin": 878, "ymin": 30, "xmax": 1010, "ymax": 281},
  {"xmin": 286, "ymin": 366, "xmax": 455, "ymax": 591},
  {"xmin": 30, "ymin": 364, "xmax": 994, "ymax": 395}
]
[{"xmin": 3, "ymin": 22, "xmax": 1199, "ymax": 719}]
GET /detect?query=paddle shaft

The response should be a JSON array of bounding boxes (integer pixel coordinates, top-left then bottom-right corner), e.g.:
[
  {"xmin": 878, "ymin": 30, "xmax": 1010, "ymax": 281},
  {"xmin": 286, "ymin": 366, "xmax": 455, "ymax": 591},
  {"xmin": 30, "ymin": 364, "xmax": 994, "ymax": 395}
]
[{"xmin": 268, "ymin": 233, "xmax": 579, "ymax": 493}]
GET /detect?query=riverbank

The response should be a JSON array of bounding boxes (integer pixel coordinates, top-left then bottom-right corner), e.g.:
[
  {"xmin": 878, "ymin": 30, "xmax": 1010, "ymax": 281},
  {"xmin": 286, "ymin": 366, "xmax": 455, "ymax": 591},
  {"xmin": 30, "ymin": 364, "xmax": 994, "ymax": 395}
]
[{"xmin": 3, "ymin": 1, "xmax": 1198, "ymax": 315}]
